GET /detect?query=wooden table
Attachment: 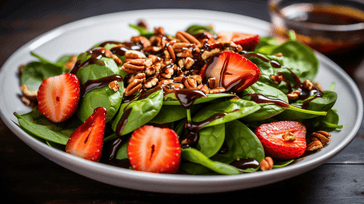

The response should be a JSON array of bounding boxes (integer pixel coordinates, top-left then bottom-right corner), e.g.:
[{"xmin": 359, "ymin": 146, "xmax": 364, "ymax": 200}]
[{"xmin": 1, "ymin": 0, "xmax": 363, "ymax": 203}]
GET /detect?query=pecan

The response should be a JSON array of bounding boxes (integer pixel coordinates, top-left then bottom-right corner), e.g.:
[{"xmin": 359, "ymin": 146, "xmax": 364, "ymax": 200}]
[
  {"xmin": 124, "ymin": 73, "xmax": 145, "ymax": 96},
  {"xmin": 154, "ymin": 27, "xmax": 166, "ymax": 36},
  {"xmin": 207, "ymin": 77, "xmax": 217, "ymax": 89},
  {"xmin": 190, "ymin": 74, "xmax": 202, "ymax": 84},
  {"xmin": 131, "ymin": 36, "xmax": 151, "ymax": 48},
  {"xmin": 184, "ymin": 57, "xmax": 195, "ymax": 69},
  {"xmin": 176, "ymin": 49, "xmax": 193, "ymax": 58},
  {"xmin": 201, "ymin": 48, "xmax": 220, "ymax": 60},
  {"xmin": 171, "ymin": 83, "xmax": 184, "ymax": 90},
  {"xmin": 109, "ymin": 80, "xmax": 120, "ymax": 92},
  {"xmin": 125, "ymin": 50, "xmax": 146, "ymax": 59},
  {"xmin": 286, "ymin": 90, "xmax": 301, "ymax": 101},
  {"xmin": 64, "ymin": 55, "xmax": 77, "ymax": 71},
  {"xmin": 160, "ymin": 66, "xmax": 174, "ymax": 79},
  {"xmin": 175, "ymin": 31, "xmax": 202, "ymax": 47},
  {"xmin": 282, "ymin": 131, "xmax": 296, "ymax": 142},
  {"xmin": 144, "ymin": 77, "xmax": 159, "ymax": 89},
  {"xmin": 184, "ymin": 77, "xmax": 197, "ymax": 89},
  {"xmin": 159, "ymin": 79, "xmax": 173, "ymax": 85},
  {"xmin": 302, "ymin": 79, "xmax": 314, "ymax": 91},
  {"xmin": 137, "ymin": 19, "xmax": 148, "ymax": 30},
  {"xmin": 307, "ymin": 140, "xmax": 323, "ymax": 151},
  {"xmin": 260, "ymin": 156, "xmax": 274, "ymax": 171},
  {"xmin": 122, "ymin": 59, "xmax": 146, "ymax": 74},
  {"xmin": 164, "ymin": 43, "xmax": 176, "ymax": 62},
  {"xmin": 270, "ymin": 74, "xmax": 283, "ymax": 84},
  {"xmin": 311, "ymin": 130, "xmax": 331, "ymax": 145},
  {"xmin": 173, "ymin": 76, "xmax": 184, "ymax": 83},
  {"xmin": 197, "ymin": 84, "xmax": 209, "ymax": 95},
  {"xmin": 173, "ymin": 42, "xmax": 192, "ymax": 52},
  {"xmin": 18, "ymin": 65, "xmax": 25, "ymax": 76},
  {"xmin": 20, "ymin": 84, "xmax": 37, "ymax": 101},
  {"xmin": 209, "ymin": 87, "xmax": 225, "ymax": 94}
]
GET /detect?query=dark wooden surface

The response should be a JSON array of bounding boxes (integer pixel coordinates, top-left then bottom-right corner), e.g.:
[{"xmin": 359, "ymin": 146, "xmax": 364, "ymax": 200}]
[{"xmin": 1, "ymin": 0, "xmax": 364, "ymax": 203}]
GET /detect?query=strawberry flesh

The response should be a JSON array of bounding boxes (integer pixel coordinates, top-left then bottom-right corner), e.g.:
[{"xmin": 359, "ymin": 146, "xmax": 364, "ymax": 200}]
[
  {"xmin": 65, "ymin": 107, "xmax": 107, "ymax": 162},
  {"xmin": 218, "ymin": 31, "xmax": 260, "ymax": 51},
  {"xmin": 254, "ymin": 121, "xmax": 307, "ymax": 160},
  {"xmin": 127, "ymin": 125, "xmax": 181, "ymax": 174},
  {"xmin": 201, "ymin": 51, "xmax": 260, "ymax": 93},
  {"xmin": 37, "ymin": 73, "xmax": 80, "ymax": 123}
]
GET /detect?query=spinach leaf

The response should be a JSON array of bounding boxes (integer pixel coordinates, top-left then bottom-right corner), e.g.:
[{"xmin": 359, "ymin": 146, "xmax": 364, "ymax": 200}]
[
  {"xmin": 270, "ymin": 40, "xmax": 319, "ymax": 82},
  {"xmin": 277, "ymin": 105, "xmax": 327, "ymax": 121},
  {"xmin": 149, "ymin": 104, "xmax": 201, "ymax": 124},
  {"xmin": 14, "ymin": 112, "xmax": 69, "ymax": 145},
  {"xmin": 254, "ymin": 36, "xmax": 279, "ymax": 55},
  {"xmin": 310, "ymin": 109, "xmax": 343, "ymax": 132},
  {"xmin": 298, "ymin": 90, "xmax": 337, "ymax": 111},
  {"xmin": 111, "ymin": 89, "xmax": 164, "ymax": 136},
  {"xmin": 180, "ymin": 162, "xmax": 217, "ymax": 175},
  {"xmin": 163, "ymin": 92, "xmax": 235, "ymax": 105},
  {"xmin": 129, "ymin": 24, "xmax": 155, "ymax": 39},
  {"xmin": 185, "ymin": 24, "xmax": 217, "ymax": 36},
  {"xmin": 273, "ymin": 159, "xmax": 294, "ymax": 168},
  {"xmin": 192, "ymin": 99, "xmax": 260, "ymax": 128},
  {"xmin": 212, "ymin": 120, "xmax": 265, "ymax": 173},
  {"xmin": 241, "ymin": 81, "xmax": 289, "ymax": 121},
  {"xmin": 196, "ymin": 124, "xmax": 225, "ymax": 158},
  {"xmin": 20, "ymin": 61, "xmax": 64, "ymax": 92},
  {"xmin": 115, "ymin": 136, "xmax": 131, "ymax": 160},
  {"xmin": 181, "ymin": 148, "xmax": 241, "ymax": 175}
]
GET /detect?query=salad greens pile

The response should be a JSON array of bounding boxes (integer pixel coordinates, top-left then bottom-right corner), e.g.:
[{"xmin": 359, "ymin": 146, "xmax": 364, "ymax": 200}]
[{"xmin": 14, "ymin": 24, "xmax": 342, "ymax": 175}]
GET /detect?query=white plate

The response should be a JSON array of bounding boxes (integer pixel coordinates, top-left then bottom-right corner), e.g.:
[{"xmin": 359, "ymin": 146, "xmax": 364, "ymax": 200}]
[{"xmin": 0, "ymin": 9, "xmax": 362, "ymax": 193}]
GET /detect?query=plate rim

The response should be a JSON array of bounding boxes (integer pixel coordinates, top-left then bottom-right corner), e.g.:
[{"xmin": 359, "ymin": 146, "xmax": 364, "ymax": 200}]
[{"xmin": 0, "ymin": 8, "xmax": 362, "ymax": 193}]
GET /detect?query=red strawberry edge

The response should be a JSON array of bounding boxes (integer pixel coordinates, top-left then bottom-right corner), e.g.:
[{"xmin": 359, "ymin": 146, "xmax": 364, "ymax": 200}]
[
  {"xmin": 65, "ymin": 107, "xmax": 107, "ymax": 162},
  {"xmin": 254, "ymin": 121, "xmax": 307, "ymax": 160}
]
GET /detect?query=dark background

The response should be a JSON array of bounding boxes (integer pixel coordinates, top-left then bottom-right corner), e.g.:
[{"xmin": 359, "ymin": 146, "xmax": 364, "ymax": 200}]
[{"xmin": 1, "ymin": 0, "xmax": 364, "ymax": 203}]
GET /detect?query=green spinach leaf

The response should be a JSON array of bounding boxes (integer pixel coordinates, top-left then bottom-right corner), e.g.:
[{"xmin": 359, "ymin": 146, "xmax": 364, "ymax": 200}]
[{"xmin": 196, "ymin": 124, "xmax": 225, "ymax": 158}]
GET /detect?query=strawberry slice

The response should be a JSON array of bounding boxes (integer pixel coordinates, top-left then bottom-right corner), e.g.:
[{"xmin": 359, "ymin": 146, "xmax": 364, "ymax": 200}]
[
  {"xmin": 217, "ymin": 31, "xmax": 260, "ymax": 51},
  {"xmin": 254, "ymin": 121, "xmax": 307, "ymax": 160},
  {"xmin": 37, "ymin": 73, "xmax": 80, "ymax": 123},
  {"xmin": 65, "ymin": 107, "xmax": 107, "ymax": 162},
  {"xmin": 127, "ymin": 125, "xmax": 181, "ymax": 174},
  {"xmin": 201, "ymin": 51, "xmax": 260, "ymax": 93}
]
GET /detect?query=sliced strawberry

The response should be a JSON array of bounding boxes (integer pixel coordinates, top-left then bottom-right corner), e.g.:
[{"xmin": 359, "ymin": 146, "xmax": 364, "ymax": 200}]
[
  {"xmin": 65, "ymin": 107, "xmax": 107, "ymax": 162},
  {"xmin": 201, "ymin": 51, "xmax": 260, "ymax": 93},
  {"xmin": 217, "ymin": 31, "xmax": 260, "ymax": 51},
  {"xmin": 127, "ymin": 125, "xmax": 181, "ymax": 174},
  {"xmin": 254, "ymin": 121, "xmax": 307, "ymax": 160},
  {"xmin": 37, "ymin": 73, "xmax": 80, "ymax": 123}
]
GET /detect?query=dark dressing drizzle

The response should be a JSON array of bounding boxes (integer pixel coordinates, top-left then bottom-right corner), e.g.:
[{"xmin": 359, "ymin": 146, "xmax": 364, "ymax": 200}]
[
  {"xmin": 115, "ymin": 108, "xmax": 132, "ymax": 136},
  {"xmin": 80, "ymin": 75, "xmax": 123, "ymax": 97},
  {"xmin": 174, "ymin": 89, "xmax": 207, "ymax": 109},
  {"xmin": 230, "ymin": 158, "xmax": 260, "ymax": 171},
  {"xmin": 243, "ymin": 93, "xmax": 290, "ymax": 108}
]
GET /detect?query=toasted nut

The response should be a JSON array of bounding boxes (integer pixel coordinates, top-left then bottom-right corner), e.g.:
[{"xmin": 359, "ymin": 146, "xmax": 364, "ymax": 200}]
[
  {"xmin": 275, "ymin": 52, "xmax": 283, "ymax": 57},
  {"xmin": 198, "ymin": 84, "xmax": 209, "ymax": 95},
  {"xmin": 159, "ymin": 79, "xmax": 173, "ymax": 85},
  {"xmin": 307, "ymin": 140, "xmax": 323, "ymax": 151},
  {"xmin": 184, "ymin": 57, "xmax": 195, "ymax": 69},
  {"xmin": 190, "ymin": 74, "xmax": 202, "ymax": 84},
  {"xmin": 282, "ymin": 132, "xmax": 296, "ymax": 141},
  {"xmin": 18, "ymin": 65, "xmax": 25, "ymax": 76},
  {"xmin": 260, "ymin": 156, "xmax": 274, "ymax": 171},
  {"xmin": 144, "ymin": 77, "xmax": 159, "ymax": 89},
  {"xmin": 209, "ymin": 87, "xmax": 225, "ymax": 94},
  {"xmin": 175, "ymin": 31, "xmax": 202, "ymax": 47},
  {"xmin": 122, "ymin": 59, "xmax": 146, "ymax": 74},
  {"xmin": 125, "ymin": 76, "xmax": 144, "ymax": 96},
  {"xmin": 137, "ymin": 19, "xmax": 148, "ymax": 30},
  {"xmin": 171, "ymin": 83, "xmax": 184, "ymax": 89},
  {"xmin": 270, "ymin": 74, "xmax": 283, "ymax": 84},
  {"xmin": 154, "ymin": 27, "xmax": 166, "ymax": 36},
  {"xmin": 173, "ymin": 76, "xmax": 184, "ymax": 83},
  {"xmin": 20, "ymin": 85, "xmax": 38, "ymax": 100},
  {"xmin": 173, "ymin": 42, "xmax": 192, "ymax": 50},
  {"xmin": 311, "ymin": 130, "xmax": 331, "ymax": 145},
  {"xmin": 178, "ymin": 59, "xmax": 185, "ymax": 68},
  {"xmin": 161, "ymin": 66, "xmax": 174, "ymax": 79},
  {"xmin": 201, "ymin": 48, "xmax": 220, "ymax": 60},
  {"xmin": 109, "ymin": 80, "xmax": 120, "ymax": 92},
  {"xmin": 302, "ymin": 79, "xmax": 314, "ymax": 91},
  {"xmin": 165, "ymin": 43, "xmax": 176, "ymax": 62},
  {"xmin": 313, "ymin": 81, "xmax": 323, "ymax": 91},
  {"xmin": 287, "ymin": 90, "xmax": 301, "ymax": 101},
  {"xmin": 184, "ymin": 77, "xmax": 197, "ymax": 89},
  {"xmin": 125, "ymin": 50, "xmax": 146, "ymax": 59},
  {"xmin": 131, "ymin": 36, "xmax": 151, "ymax": 48},
  {"xmin": 208, "ymin": 77, "xmax": 217, "ymax": 89},
  {"xmin": 176, "ymin": 49, "xmax": 193, "ymax": 58}
]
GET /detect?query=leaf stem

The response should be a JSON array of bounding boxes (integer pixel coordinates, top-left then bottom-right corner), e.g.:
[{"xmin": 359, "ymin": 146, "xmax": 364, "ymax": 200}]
[{"xmin": 186, "ymin": 108, "xmax": 192, "ymax": 122}]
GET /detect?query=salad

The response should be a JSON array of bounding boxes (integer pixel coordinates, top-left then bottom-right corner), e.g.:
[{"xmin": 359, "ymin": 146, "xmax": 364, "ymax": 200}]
[{"xmin": 15, "ymin": 20, "xmax": 343, "ymax": 175}]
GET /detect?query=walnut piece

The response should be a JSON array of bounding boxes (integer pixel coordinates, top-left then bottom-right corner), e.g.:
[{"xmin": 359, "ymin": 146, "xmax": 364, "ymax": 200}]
[{"xmin": 260, "ymin": 156, "xmax": 274, "ymax": 171}]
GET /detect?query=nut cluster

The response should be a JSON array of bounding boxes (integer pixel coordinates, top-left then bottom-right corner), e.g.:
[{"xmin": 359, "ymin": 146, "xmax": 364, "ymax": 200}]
[
  {"xmin": 306, "ymin": 130, "xmax": 331, "ymax": 151},
  {"xmin": 119, "ymin": 26, "xmax": 241, "ymax": 97}
]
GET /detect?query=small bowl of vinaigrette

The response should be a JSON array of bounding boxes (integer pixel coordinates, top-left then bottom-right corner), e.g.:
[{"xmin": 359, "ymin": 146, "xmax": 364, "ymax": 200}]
[{"xmin": 268, "ymin": 0, "xmax": 364, "ymax": 74}]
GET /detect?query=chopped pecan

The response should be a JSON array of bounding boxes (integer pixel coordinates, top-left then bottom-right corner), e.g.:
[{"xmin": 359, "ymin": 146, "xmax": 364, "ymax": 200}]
[
  {"xmin": 287, "ymin": 90, "xmax": 301, "ymax": 101},
  {"xmin": 209, "ymin": 87, "xmax": 225, "ymax": 94},
  {"xmin": 197, "ymin": 84, "xmax": 209, "ymax": 95},
  {"xmin": 125, "ymin": 50, "xmax": 146, "ymax": 59},
  {"xmin": 164, "ymin": 43, "xmax": 176, "ymax": 62},
  {"xmin": 282, "ymin": 132, "xmax": 296, "ymax": 141},
  {"xmin": 176, "ymin": 49, "xmax": 193, "ymax": 58},
  {"xmin": 201, "ymin": 48, "xmax": 220, "ymax": 60},
  {"xmin": 190, "ymin": 74, "xmax": 202, "ymax": 84},
  {"xmin": 122, "ymin": 59, "xmax": 146, "ymax": 74},
  {"xmin": 270, "ymin": 74, "xmax": 283, "ymax": 84},
  {"xmin": 302, "ymin": 79, "xmax": 314, "ymax": 91},
  {"xmin": 175, "ymin": 31, "xmax": 202, "ymax": 47},
  {"xmin": 311, "ymin": 130, "xmax": 331, "ymax": 145},
  {"xmin": 160, "ymin": 65, "xmax": 174, "ymax": 79},
  {"xmin": 154, "ymin": 27, "xmax": 166, "ymax": 36},
  {"xmin": 124, "ymin": 73, "xmax": 145, "ymax": 96},
  {"xmin": 144, "ymin": 77, "xmax": 159, "ymax": 89},
  {"xmin": 184, "ymin": 77, "xmax": 197, "ymax": 89},
  {"xmin": 260, "ymin": 156, "xmax": 274, "ymax": 171},
  {"xmin": 171, "ymin": 83, "xmax": 184, "ymax": 90},
  {"xmin": 207, "ymin": 77, "xmax": 217, "ymax": 89},
  {"xmin": 137, "ymin": 19, "xmax": 148, "ymax": 30},
  {"xmin": 20, "ymin": 84, "xmax": 38, "ymax": 101},
  {"xmin": 131, "ymin": 36, "xmax": 151, "ymax": 48},
  {"xmin": 307, "ymin": 140, "xmax": 323, "ymax": 151},
  {"xmin": 109, "ymin": 80, "xmax": 120, "ymax": 92}
]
